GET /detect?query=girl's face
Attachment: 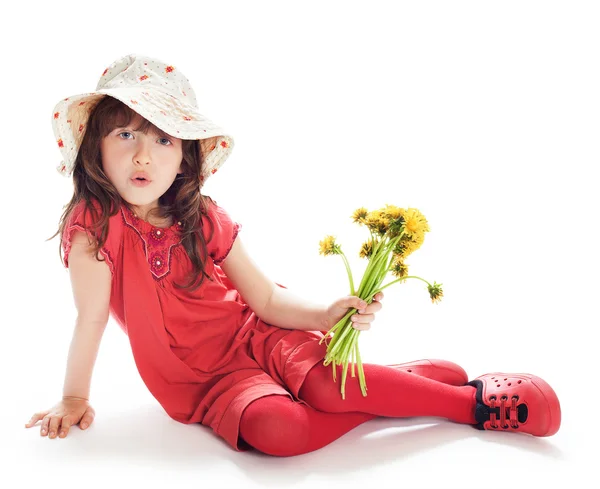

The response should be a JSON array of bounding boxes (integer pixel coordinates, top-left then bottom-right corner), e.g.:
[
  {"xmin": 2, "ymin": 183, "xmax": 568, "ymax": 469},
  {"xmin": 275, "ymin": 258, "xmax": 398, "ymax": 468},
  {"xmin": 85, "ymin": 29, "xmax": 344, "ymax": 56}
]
[{"xmin": 100, "ymin": 113, "xmax": 183, "ymax": 218}]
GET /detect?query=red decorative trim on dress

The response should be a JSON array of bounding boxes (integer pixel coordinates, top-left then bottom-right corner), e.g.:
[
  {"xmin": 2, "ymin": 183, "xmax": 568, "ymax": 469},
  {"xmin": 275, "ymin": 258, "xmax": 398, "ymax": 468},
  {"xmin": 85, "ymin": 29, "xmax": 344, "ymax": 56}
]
[
  {"xmin": 63, "ymin": 223, "xmax": 115, "ymax": 276},
  {"xmin": 213, "ymin": 222, "xmax": 242, "ymax": 265},
  {"xmin": 150, "ymin": 227, "xmax": 168, "ymax": 244},
  {"xmin": 120, "ymin": 207, "xmax": 182, "ymax": 281}
]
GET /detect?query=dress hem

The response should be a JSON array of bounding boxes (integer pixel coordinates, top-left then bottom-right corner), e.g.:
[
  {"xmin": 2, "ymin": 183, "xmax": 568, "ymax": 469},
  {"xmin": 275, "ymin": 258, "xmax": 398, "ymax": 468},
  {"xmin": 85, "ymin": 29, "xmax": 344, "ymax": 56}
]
[{"xmin": 217, "ymin": 335, "xmax": 329, "ymax": 452}]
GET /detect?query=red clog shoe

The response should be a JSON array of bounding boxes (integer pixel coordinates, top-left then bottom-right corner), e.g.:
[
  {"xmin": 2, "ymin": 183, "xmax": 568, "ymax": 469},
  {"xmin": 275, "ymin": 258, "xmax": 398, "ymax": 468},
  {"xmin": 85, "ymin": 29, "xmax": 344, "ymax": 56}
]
[
  {"xmin": 467, "ymin": 373, "xmax": 561, "ymax": 437},
  {"xmin": 386, "ymin": 359, "xmax": 468, "ymax": 386}
]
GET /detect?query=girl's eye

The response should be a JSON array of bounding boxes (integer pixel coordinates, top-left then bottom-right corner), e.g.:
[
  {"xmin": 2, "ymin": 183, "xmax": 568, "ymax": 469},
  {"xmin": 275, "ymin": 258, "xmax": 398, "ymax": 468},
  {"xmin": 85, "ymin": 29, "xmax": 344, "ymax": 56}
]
[{"xmin": 118, "ymin": 132, "xmax": 172, "ymax": 145}]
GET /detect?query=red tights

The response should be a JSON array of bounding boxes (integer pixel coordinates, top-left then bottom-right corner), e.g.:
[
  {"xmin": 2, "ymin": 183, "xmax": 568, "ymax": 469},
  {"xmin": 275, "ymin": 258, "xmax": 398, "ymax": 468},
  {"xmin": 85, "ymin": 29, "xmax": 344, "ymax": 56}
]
[{"xmin": 239, "ymin": 362, "xmax": 477, "ymax": 457}]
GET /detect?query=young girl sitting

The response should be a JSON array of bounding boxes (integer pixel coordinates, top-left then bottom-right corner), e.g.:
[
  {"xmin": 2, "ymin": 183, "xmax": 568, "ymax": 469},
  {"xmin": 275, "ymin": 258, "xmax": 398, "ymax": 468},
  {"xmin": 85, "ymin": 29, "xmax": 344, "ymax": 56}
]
[{"xmin": 25, "ymin": 53, "xmax": 561, "ymax": 457}]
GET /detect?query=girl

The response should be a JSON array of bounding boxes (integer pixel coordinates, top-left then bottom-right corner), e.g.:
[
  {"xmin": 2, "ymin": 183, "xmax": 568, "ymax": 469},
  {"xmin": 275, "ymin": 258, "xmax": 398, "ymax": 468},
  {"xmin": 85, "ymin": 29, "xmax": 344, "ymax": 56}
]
[{"xmin": 25, "ymin": 54, "xmax": 561, "ymax": 457}]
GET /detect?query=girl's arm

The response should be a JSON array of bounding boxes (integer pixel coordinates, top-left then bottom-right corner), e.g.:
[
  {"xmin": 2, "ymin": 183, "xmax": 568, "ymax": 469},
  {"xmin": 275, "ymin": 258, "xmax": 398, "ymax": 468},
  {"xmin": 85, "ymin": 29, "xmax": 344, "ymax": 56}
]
[
  {"xmin": 219, "ymin": 235, "xmax": 328, "ymax": 331},
  {"xmin": 62, "ymin": 231, "xmax": 112, "ymax": 399}
]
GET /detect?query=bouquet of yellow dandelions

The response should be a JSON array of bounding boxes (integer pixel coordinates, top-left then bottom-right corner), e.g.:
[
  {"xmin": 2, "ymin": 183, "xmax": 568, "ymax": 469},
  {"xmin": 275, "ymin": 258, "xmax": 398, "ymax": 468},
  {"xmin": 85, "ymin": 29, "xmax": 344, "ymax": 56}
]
[{"xmin": 318, "ymin": 204, "xmax": 443, "ymax": 400}]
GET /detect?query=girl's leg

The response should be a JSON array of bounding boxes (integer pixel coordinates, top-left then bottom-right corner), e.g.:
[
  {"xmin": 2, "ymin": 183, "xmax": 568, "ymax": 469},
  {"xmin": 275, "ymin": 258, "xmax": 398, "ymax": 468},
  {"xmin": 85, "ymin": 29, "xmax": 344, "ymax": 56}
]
[
  {"xmin": 240, "ymin": 368, "xmax": 561, "ymax": 456},
  {"xmin": 239, "ymin": 394, "xmax": 378, "ymax": 457},
  {"xmin": 299, "ymin": 362, "xmax": 477, "ymax": 424},
  {"xmin": 239, "ymin": 363, "xmax": 478, "ymax": 457},
  {"xmin": 298, "ymin": 364, "xmax": 561, "ymax": 437}
]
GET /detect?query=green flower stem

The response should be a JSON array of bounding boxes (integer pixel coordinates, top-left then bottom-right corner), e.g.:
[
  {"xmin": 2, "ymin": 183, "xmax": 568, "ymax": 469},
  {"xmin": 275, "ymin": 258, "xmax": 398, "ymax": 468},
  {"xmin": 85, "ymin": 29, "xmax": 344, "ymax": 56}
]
[
  {"xmin": 339, "ymin": 331, "xmax": 364, "ymax": 399},
  {"xmin": 338, "ymin": 251, "xmax": 356, "ymax": 295},
  {"xmin": 340, "ymin": 329, "xmax": 356, "ymax": 359},
  {"xmin": 330, "ymin": 321, "xmax": 361, "ymax": 362},
  {"xmin": 324, "ymin": 320, "xmax": 355, "ymax": 360},
  {"xmin": 362, "ymin": 233, "xmax": 402, "ymax": 294},
  {"xmin": 320, "ymin": 313, "xmax": 352, "ymax": 347},
  {"xmin": 340, "ymin": 330, "xmax": 358, "ymax": 399},
  {"xmin": 358, "ymin": 244, "xmax": 387, "ymax": 297},
  {"xmin": 371, "ymin": 275, "xmax": 432, "ymax": 296},
  {"xmin": 354, "ymin": 335, "xmax": 367, "ymax": 396},
  {"xmin": 327, "ymin": 321, "xmax": 355, "ymax": 357},
  {"xmin": 359, "ymin": 232, "xmax": 406, "ymax": 301},
  {"xmin": 360, "ymin": 248, "xmax": 389, "ymax": 299},
  {"xmin": 351, "ymin": 341, "xmax": 356, "ymax": 377}
]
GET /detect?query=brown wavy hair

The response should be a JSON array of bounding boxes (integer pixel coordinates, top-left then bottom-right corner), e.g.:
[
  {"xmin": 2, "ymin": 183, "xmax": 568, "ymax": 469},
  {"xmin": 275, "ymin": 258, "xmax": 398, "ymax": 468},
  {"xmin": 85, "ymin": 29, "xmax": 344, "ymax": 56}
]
[{"xmin": 47, "ymin": 95, "xmax": 218, "ymax": 292}]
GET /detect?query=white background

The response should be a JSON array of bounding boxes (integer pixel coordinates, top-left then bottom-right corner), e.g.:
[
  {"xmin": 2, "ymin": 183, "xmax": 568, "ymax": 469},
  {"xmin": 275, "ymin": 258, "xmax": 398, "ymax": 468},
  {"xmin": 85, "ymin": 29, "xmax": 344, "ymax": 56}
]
[{"xmin": 2, "ymin": 0, "xmax": 598, "ymax": 487}]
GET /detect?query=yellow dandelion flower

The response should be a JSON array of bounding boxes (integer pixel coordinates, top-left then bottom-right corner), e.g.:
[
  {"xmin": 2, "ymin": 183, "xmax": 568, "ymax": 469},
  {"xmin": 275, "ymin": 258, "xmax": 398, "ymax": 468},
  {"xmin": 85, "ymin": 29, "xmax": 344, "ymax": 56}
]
[
  {"xmin": 427, "ymin": 281, "xmax": 444, "ymax": 304},
  {"xmin": 402, "ymin": 208, "xmax": 430, "ymax": 239},
  {"xmin": 319, "ymin": 235, "xmax": 341, "ymax": 256},
  {"xmin": 402, "ymin": 232, "xmax": 425, "ymax": 257},
  {"xmin": 390, "ymin": 256, "xmax": 409, "ymax": 279},
  {"xmin": 359, "ymin": 238, "xmax": 378, "ymax": 259},
  {"xmin": 365, "ymin": 209, "xmax": 389, "ymax": 236},
  {"xmin": 381, "ymin": 204, "xmax": 406, "ymax": 238},
  {"xmin": 381, "ymin": 204, "xmax": 404, "ymax": 221},
  {"xmin": 392, "ymin": 235, "xmax": 419, "ymax": 259},
  {"xmin": 352, "ymin": 207, "xmax": 369, "ymax": 224}
]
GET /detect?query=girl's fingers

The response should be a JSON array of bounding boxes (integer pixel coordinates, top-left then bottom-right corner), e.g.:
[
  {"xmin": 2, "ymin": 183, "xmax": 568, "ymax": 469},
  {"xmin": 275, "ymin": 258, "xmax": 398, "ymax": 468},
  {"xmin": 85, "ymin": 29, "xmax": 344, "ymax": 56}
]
[
  {"xmin": 353, "ymin": 313, "xmax": 375, "ymax": 323},
  {"xmin": 41, "ymin": 416, "xmax": 51, "ymax": 436},
  {"xmin": 352, "ymin": 321, "xmax": 371, "ymax": 331},
  {"xmin": 351, "ymin": 313, "xmax": 374, "ymax": 331},
  {"xmin": 48, "ymin": 417, "xmax": 61, "ymax": 438},
  {"xmin": 59, "ymin": 417, "xmax": 73, "ymax": 438},
  {"xmin": 361, "ymin": 301, "xmax": 381, "ymax": 314},
  {"xmin": 25, "ymin": 412, "xmax": 45, "ymax": 428},
  {"xmin": 80, "ymin": 410, "xmax": 95, "ymax": 429}
]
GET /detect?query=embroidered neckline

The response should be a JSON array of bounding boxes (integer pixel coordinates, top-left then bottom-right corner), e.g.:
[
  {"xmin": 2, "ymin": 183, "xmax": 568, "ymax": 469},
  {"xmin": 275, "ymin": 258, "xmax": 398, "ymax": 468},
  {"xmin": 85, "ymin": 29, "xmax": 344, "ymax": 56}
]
[
  {"xmin": 121, "ymin": 205, "xmax": 183, "ymax": 233},
  {"xmin": 121, "ymin": 205, "xmax": 184, "ymax": 280}
]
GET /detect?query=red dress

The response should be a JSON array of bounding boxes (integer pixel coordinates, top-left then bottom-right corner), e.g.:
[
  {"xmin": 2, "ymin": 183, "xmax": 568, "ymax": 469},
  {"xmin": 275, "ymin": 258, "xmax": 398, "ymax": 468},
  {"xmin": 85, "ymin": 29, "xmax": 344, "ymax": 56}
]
[{"xmin": 62, "ymin": 198, "xmax": 329, "ymax": 451}]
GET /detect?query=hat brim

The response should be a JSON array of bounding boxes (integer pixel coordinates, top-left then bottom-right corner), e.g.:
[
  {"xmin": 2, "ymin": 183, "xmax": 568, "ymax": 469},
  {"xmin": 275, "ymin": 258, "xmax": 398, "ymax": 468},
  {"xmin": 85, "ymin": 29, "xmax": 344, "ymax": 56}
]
[{"xmin": 51, "ymin": 87, "xmax": 233, "ymax": 185}]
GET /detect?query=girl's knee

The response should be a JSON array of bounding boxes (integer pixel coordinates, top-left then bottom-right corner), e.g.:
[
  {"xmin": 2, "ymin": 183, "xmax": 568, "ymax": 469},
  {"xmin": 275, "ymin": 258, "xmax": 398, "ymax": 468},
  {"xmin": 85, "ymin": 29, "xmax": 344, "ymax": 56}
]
[
  {"xmin": 299, "ymin": 363, "xmax": 342, "ymax": 412},
  {"xmin": 239, "ymin": 395, "xmax": 310, "ymax": 456}
]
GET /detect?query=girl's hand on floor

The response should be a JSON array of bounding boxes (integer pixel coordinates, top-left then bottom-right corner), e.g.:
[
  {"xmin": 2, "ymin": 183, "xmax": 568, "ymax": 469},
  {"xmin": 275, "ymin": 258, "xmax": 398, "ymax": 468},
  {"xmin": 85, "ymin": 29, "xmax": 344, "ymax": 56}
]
[
  {"xmin": 24, "ymin": 398, "xmax": 96, "ymax": 439},
  {"xmin": 324, "ymin": 292, "xmax": 384, "ymax": 332}
]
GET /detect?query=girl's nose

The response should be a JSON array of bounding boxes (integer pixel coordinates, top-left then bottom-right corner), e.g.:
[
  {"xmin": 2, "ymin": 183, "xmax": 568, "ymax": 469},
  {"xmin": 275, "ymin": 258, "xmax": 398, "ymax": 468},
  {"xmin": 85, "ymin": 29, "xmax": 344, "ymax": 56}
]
[{"xmin": 133, "ymin": 141, "xmax": 152, "ymax": 164}]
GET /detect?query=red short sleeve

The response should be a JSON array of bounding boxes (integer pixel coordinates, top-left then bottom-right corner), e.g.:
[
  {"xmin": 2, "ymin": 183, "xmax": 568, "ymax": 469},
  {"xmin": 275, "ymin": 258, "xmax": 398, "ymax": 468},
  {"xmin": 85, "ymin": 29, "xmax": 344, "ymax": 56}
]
[
  {"xmin": 202, "ymin": 199, "xmax": 242, "ymax": 266},
  {"xmin": 61, "ymin": 199, "xmax": 123, "ymax": 276}
]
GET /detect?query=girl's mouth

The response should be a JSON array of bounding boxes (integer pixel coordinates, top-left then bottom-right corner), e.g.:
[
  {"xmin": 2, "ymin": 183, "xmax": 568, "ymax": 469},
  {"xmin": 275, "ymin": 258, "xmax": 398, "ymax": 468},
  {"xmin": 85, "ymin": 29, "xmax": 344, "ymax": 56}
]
[{"xmin": 131, "ymin": 178, "xmax": 151, "ymax": 187}]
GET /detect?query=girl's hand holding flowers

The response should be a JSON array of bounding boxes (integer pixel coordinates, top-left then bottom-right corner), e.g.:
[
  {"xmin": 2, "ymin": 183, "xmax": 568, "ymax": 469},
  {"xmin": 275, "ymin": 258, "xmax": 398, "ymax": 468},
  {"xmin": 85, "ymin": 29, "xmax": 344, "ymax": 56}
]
[
  {"xmin": 325, "ymin": 292, "xmax": 385, "ymax": 332},
  {"xmin": 317, "ymin": 204, "xmax": 443, "ymax": 399}
]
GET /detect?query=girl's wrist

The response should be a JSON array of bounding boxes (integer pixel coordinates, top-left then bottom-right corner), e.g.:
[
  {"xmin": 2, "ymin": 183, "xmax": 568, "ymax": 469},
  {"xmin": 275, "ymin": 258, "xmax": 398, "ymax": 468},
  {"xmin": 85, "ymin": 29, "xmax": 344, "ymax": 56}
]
[{"xmin": 62, "ymin": 395, "xmax": 89, "ymax": 401}]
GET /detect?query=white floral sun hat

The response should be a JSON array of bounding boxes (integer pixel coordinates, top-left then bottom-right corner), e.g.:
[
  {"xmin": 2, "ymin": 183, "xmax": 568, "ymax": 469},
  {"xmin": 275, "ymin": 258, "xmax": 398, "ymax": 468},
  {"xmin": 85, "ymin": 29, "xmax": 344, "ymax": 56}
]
[{"xmin": 51, "ymin": 53, "xmax": 234, "ymax": 187}]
